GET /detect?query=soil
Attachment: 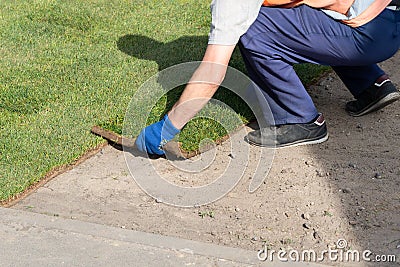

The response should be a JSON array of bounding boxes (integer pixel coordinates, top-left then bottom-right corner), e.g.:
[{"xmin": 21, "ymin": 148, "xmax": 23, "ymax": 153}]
[{"xmin": 11, "ymin": 53, "xmax": 400, "ymax": 266}]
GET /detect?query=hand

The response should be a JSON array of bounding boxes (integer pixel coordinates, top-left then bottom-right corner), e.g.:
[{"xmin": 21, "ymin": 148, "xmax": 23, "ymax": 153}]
[{"xmin": 135, "ymin": 114, "xmax": 180, "ymax": 155}]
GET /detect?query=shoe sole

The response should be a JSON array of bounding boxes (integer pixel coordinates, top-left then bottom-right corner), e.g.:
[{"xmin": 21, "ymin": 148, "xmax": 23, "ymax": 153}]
[
  {"xmin": 247, "ymin": 133, "xmax": 329, "ymax": 149},
  {"xmin": 347, "ymin": 91, "xmax": 400, "ymax": 117}
]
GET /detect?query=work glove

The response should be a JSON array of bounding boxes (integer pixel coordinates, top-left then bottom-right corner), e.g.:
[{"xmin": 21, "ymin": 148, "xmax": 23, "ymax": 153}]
[{"xmin": 135, "ymin": 114, "xmax": 180, "ymax": 155}]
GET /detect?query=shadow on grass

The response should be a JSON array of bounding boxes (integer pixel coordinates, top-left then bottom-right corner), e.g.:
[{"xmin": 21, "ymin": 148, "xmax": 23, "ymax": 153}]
[
  {"xmin": 117, "ymin": 35, "xmax": 208, "ymax": 70},
  {"xmin": 115, "ymin": 34, "xmax": 253, "ymax": 138}
]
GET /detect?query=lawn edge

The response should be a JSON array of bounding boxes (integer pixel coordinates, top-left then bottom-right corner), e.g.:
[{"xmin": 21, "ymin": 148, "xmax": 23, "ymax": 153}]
[{"xmin": 2, "ymin": 68, "xmax": 333, "ymax": 207}]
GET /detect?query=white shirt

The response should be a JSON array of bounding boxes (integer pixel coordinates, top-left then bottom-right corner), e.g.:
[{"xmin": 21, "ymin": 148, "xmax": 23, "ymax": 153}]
[{"xmin": 208, "ymin": 0, "xmax": 264, "ymax": 45}]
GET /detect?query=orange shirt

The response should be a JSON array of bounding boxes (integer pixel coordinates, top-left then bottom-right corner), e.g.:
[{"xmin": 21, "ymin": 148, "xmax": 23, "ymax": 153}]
[
  {"xmin": 263, "ymin": 0, "xmax": 352, "ymax": 14},
  {"xmin": 263, "ymin": 0, "xmax": 391, "ymax": 27}
]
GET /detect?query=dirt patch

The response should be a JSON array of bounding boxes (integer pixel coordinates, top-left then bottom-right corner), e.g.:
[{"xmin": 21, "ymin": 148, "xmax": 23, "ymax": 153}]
[
  {"xmin": 12, "ymin": 54, "xmax": 400, "ymax": 266},
  {"xmin": 1, "ymin": 142, "xmax": 107, "ymax": 208}
]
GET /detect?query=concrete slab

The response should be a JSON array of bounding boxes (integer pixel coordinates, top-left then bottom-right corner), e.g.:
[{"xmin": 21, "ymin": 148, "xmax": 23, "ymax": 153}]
[{"xmin": 0, "ymin": 207, "xmax": 330, "ymax": 266}]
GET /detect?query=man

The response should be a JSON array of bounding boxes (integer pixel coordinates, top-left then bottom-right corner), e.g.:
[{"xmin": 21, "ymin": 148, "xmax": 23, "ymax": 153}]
[{"xmin": 135, "ymin": 0, "xmax": 400, "ymax": 154}]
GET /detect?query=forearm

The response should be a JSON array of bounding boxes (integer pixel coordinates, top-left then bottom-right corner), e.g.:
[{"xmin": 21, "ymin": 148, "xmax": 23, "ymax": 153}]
[{"xmin": 168, "ymin": 44, "xmax": 235, "ymax": 129}]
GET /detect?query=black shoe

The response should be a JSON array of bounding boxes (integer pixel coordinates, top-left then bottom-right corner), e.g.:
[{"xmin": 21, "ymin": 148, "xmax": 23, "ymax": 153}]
[
  {"xmin": 346, "ymin": 75, "xmax": 400, "ymax": 117},
  {"xmin": 246, "ymin": 113, "xmax": 329, "ymax": 148}
]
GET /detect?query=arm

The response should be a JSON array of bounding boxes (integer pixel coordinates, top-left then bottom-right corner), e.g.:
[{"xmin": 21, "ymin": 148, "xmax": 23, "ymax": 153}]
[
  {"xmin": 167, "ymin": 44, "xmax": 236, "ymax": 129},
  {"xmin": 135, "ymin": 0, "xmax": 262, "ymax": 154},
  {"xmin": 167, "ymin": 0, "xmax": 264, "ymax": 128},
  {"xmin": 135, "ymin": 45, "xmax": 235, "ymax": 155}
]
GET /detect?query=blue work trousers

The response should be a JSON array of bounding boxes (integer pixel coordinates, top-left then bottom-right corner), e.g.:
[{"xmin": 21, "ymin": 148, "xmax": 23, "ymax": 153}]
[{"xmin": 239, "ymin": 5, "xmax": 400, "ymax": 125}]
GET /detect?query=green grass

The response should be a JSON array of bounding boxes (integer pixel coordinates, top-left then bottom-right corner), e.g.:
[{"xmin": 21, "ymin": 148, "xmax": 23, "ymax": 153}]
[{"xmin": 0, "ymin": 0, "xmax": 328, "ymax": 202}]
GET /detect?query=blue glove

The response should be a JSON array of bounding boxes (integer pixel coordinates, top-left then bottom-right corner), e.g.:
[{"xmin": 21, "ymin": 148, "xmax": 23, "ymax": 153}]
[{"xmin": 135, "ymin": 114, "xmax": 180, "ymax": 155}]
